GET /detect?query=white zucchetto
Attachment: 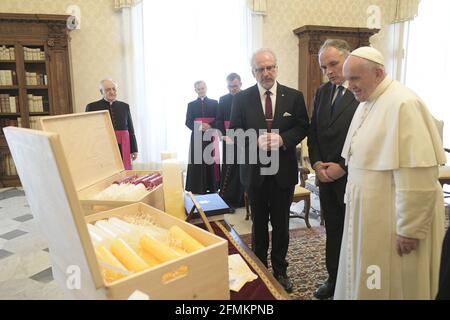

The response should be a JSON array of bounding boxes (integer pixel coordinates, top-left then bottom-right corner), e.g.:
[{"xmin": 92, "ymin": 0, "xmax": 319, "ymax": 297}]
[{"xmin": 350, "ymin": 46, "xmax": 385, "ymax": 66}]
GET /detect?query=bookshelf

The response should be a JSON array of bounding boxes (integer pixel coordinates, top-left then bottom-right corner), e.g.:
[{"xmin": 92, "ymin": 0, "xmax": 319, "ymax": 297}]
[{"xmin": 0, "ymin": 13, "xmax": 74, "ymax": 187}]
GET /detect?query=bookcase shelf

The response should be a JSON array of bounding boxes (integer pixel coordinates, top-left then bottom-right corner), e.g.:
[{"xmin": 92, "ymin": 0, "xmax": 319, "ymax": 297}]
[
  {"xmin": 0, "ymin": 13, "xmax": 74, "ymax": 187},
  {"xmin": 0, "ymin": 86, "xmax": 19, "ymax": 89}
]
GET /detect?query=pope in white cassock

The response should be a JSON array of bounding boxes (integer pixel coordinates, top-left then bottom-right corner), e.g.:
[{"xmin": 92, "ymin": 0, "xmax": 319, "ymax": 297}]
[{"xmin": 334, "ymin": 47, "xmax": 446, "ymax": 299}]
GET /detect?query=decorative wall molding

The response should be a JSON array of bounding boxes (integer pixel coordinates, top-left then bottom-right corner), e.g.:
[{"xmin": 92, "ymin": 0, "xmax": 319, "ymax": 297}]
[
  {"xmin": 114, "ymin": 0, "xmax": 143, "ymax": 10},
  {"xmin": 247, "ymin": 0, "xmax": 267, "ymax": 16},
  {"xmin": 392, "ymin": 0, "xmax": 420, "ymax": 23}
]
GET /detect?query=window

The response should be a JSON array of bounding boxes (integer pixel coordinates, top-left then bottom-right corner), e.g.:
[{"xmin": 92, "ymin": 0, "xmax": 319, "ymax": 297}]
[
  {"xmin": 134, "ymin": 0, "xmax": 253, "ymax": 168},
  {"xmin": 405, "ymin": 0, "xmax": 450, "ymax": 146}
]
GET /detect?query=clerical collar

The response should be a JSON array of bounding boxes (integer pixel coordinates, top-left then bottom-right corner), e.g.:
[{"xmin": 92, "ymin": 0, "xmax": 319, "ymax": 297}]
[
  {"xmin": 103, "ymin": 98, "xmax": 116, "ymax": 104},
  {"xmin": 366, "ymin": 75, "xmax": 393, "ymax": 102}
]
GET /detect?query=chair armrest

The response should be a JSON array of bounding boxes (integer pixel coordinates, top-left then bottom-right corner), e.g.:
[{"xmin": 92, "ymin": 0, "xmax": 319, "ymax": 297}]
[{"xmin": 298, "ymin": 166, "xmax": 310, "ymax": 187}]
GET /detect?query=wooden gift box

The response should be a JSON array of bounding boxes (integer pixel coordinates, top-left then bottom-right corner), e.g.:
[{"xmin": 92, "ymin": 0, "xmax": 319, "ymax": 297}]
[
  {"xmin": 4, "ymin": 127, "xmax": 230, "ymax": 299},
  {"xmin": 39, "ymin": 111, "xmax": 164, "ymax": 213}
]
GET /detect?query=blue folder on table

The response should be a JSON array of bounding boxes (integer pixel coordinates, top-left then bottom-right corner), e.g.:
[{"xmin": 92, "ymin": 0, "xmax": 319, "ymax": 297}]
[{"xmin": 184, "ymin": 193, "xmax": 230, "ymax": 217}]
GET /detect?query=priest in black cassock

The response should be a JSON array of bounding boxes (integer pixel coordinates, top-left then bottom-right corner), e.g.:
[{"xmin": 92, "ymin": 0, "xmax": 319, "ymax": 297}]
[
  {"xmin": 85, "ymin": 79, "xmax": 138, "ymax": 169},
  {"xmin": 216, "ymin": 73, "xmax": 244, "ymax": 209},
  {"xmin": 185, "ymin": 80, "xmax": 220, "ymax": 194}
]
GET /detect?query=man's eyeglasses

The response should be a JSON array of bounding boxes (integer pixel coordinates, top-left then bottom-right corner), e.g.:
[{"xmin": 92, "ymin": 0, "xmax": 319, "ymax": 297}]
[{"xmin": 254, "ymin": 65, "xmax": 277, "ymax": 74}]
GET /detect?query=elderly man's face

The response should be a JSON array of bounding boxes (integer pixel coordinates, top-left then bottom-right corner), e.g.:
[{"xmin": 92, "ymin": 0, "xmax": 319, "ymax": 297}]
[
  {"xmin": 101, "ymin": 80, "xmax": 117, "ymax": 103},
  {"xmin": 227, "ymin": 78, "xmax": 242, "ymax": 95},
  {"xmin": 195, "ymin": 82, "xmax": 207, "ymax": 98},
  {"xmin": 252, "ymin": 52, "xmax": 278, "ymax": 90},
  {"xmin": 343, "ymin": 56, "xmax": 381, "ymax": 102},
  {"xmin": 319, "ymin": 47, "xmax": 347, "ymax": 86}
]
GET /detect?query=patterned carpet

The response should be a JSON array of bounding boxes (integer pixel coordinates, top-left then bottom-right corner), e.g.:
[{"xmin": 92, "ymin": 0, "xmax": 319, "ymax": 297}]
[{"xmin": 240, "ymin": 226, "xmax": 328, "ymax": 300}]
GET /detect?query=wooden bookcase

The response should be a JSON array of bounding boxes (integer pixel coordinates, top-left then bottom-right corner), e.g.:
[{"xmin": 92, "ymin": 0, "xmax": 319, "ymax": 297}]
[
  {"xmin": 0, "ymin": 13, "xmax": 73, "ymax": 187},
  {"xmin": 293, "ymin": 25, "xmax": 380, "ymax": 116}
]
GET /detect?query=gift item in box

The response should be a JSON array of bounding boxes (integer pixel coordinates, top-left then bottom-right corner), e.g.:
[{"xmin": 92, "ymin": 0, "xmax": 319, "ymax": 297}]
[
  {"xmin": 184, "ymin": 193, "xmax": 231, "ymax": 218},
  {"xmin": 4, "ymin": 126, "xmax": 229, "ymax": 300},
  {"xmin": 39, "ymin": 111, "xmax": 164, "ymax": 213}
]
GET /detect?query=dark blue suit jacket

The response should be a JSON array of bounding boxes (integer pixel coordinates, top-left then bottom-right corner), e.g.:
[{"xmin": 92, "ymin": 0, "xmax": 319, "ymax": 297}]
[
  {"xmin": 308, "ymin": 82, "xmax": 359, "ymax": 171},
  {"xmin": 229, "ymin": 83, "xmax": 309, "ymax": 188}
]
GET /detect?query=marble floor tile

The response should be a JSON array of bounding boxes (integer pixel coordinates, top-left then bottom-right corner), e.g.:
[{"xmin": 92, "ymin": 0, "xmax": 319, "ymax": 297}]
[
  {"xmin": 20, "ymin": 250, "xmax": 52, "ymax": 279},
  {"xmin": 0, "ymin": 201, "xmax": 31, "ymax": 221},
  {"xmin": 13, "ymin": 214, "xmax": 33, "ymax": 223},
  {"xmin": 0, "ymin": 187, "xmax": 15, "ymax": 195},
  {"xmin": 17, "ymin": 219, "xmax": 41, "ymax": 234},
  {"xmin": 34, "ymin": 280, "xmax": 65, "ymax": 300},
  {"xmin": 0, "ymin": 250, "xmax": 51, "ymax": 282},
  {"xmin": 0, "ymin": 279, "xmax": 34, "ymax": 300},
  {"xmin": 0, "ymin": 248, "xmax": 13, "ymax": 260},
  {"xmin": 0, "ymin": 254, "xmax": 29, "ymax": 282},
  {"xmin": 0, "ymin": 229, "xmax": 28, "ymax": 240},
  {"xmin": 3, "ymin": 232, "xmax": 48, "ymax": 255},
  {"xmin": 0, "ymin": 278, "xmax": 64, "ymax": 300},
  {"xmin": 30, "ymin": 267, "xmax": 53, "ymax": 283},
  {"xmin": 224, "ymin": 208, "xmax": 251, "ymax": 235},
  {"xmin": 0, "ymin": 219, "xmax": 22, "ymax": 235},
  {"xmin": 0, "ymin": 194, "xmax": 29, "ymax": 209}
]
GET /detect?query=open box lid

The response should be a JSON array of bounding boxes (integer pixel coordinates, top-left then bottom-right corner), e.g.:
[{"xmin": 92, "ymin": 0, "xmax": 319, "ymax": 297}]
[
  {"xmin": 39, "ymin": 111, "xmax": 124, "ymax": 191},
  {"xmin": 4, "ymin": 127, "xmax": 104, "ymax": 289}
]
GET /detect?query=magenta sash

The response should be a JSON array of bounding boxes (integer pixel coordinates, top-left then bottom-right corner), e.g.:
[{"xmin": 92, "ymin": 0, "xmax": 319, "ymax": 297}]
[
  {"xmin": 195, "ymin": 117, "xmax": 220, "ymax": 183},
  {"xmin": 115, "ymin": 130, "xmax": 132, "ymax": 170}
]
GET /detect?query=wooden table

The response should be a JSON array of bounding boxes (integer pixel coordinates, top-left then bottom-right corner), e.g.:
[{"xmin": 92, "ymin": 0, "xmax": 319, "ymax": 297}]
[{"xmin": 196, "ymin": 219, "xmax": 290, "ymax": 300}]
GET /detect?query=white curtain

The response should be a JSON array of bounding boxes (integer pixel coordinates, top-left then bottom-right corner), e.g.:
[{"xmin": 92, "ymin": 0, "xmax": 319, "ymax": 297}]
[
  {"xmin": 128, "ymin": 0, "xmax": 253, "ymax": 170},
  {"xmin": 383, "ymin": 0, "xmax": 420, "ymax": 82},
  {"xmin": 404, "ymin": 0, "xmax": 450, "ymax": 147},
  {"xmin": 384, "ymin": 21, "xmax": 409, "ymax": 83}
]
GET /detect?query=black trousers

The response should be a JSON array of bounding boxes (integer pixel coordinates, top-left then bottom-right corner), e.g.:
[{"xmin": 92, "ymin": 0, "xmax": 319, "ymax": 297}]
[
  {"xmin": 248, "ymin": 176, "xmax": 294, "ymax": 276},
  {"xmin": 319, "ymin": 176, "xmax": 347, "ymax": 284}
]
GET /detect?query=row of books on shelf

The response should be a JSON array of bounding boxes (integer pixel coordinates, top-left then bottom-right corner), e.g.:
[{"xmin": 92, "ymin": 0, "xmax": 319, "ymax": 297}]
[
  {"xmin": 0, "ymin": 94, "xmax": 18, "ymax": 113},
  {"xmin": 0, "ymin": 70, "xmax": 17, "ymax": 86},
  {"xmin": 24, "ymin": 47, "xmax": 45, "ymax": 61},
  {"xmin": 0, "ymin": 118, "xmax": 19, "ymax": 133},
  {"xmin": 2, "ymin": 154, "xmax": 17, "ymax": 176},
  {"xmin": 27, "ymin": 94, "xmax": 48, "ymax": 113},
  {"xmin": 29, "ymin": 116, "xmax": 42, "ymax": 129},
  {"xmin": 0, "ymin": 116, "xmax": 43, "ymax": 132},
  {"xmin": 25, "ymin": 72, "xmax": 47, "ymax": 86},
  {"xmin": 0, "ymin": 46, "xmax": 15, "ymax": 60}
]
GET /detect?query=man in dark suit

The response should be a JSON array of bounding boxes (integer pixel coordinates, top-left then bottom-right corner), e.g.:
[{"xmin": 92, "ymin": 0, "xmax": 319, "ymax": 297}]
[
  {"xmin": 85, "ymin": 79, "xmax": 138, "ymax": 170},
  {"xmin": 216, "ymin": 73, "xmax": 244, "ymax": 210},
  {"xmin": 230, "ymin": 49, "xmax": 309, "ymax": 292},
  {"xmin": 185, "ymin": 80, "xmax": 220, "ymax": 194},
  {"xmin": 308, "ymin": 39, "xmax": 359, "ymax": 299}
]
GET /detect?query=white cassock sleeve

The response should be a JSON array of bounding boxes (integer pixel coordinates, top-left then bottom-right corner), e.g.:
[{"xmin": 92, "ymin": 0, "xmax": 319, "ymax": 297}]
[{"xmin": 393, "ymin": 166, "xmax": 439, "ymax": 239}]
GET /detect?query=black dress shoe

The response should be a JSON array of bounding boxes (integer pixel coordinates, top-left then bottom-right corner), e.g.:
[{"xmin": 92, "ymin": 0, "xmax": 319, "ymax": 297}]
[
  {"xmin": 274, "ymin": 274, "xmax": 293, "ymax": 293},
  {"xmin": 313, "ymin": 281, "xmax": 335, "ymax": 300}
]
